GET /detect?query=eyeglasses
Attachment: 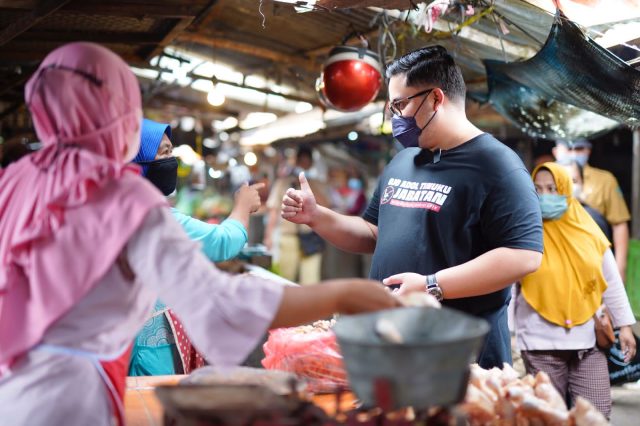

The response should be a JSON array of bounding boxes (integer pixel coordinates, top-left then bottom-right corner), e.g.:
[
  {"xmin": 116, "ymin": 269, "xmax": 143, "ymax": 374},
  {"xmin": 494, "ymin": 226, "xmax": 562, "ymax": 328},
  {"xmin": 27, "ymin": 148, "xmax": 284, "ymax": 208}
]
[{"xmin": 388, "ymin": 88, "xmax": 433, "ymax": 117}]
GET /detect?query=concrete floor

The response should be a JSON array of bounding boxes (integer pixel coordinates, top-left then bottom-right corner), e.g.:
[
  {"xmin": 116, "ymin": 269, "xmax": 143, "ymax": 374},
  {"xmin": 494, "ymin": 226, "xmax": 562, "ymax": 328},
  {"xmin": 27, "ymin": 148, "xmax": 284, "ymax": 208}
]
[
  {"xmin": 611, "ymin": 386, "xmax": 640, "ymax": 425},
  {"xmin": 610, "ymin": 323, "xmax": 640, "ymax": 425}
]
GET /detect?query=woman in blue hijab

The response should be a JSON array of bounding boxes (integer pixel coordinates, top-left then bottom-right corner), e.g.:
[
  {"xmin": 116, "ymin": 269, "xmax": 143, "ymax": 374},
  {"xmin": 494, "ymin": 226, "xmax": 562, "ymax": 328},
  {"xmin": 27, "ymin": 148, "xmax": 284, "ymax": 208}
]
[
  {"xmin": 129, "ymin": 118, "xmax": 263, "ymax": 375},
  {"xmin": 134, "ymin": 118, "xmax": 262, "ymax": 260}
]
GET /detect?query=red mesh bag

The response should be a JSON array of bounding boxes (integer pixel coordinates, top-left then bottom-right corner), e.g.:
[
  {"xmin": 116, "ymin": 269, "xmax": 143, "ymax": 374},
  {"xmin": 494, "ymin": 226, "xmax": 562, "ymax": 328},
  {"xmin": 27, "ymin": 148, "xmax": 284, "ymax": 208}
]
[{"xmin": 262, "ymin": 324, "xmax": 347, "ymax": 393}]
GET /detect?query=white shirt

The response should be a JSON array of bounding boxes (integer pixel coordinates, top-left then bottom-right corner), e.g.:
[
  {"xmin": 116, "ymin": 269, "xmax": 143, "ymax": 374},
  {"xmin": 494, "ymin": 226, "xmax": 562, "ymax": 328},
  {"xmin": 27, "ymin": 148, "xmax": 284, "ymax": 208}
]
[
  {"xmin": 0, "ymin": 207, "xmax": 284, "ymax": 426},
  {"xmin": 515, "ymin": 249, "xmax": 635, "ymax": 351}
]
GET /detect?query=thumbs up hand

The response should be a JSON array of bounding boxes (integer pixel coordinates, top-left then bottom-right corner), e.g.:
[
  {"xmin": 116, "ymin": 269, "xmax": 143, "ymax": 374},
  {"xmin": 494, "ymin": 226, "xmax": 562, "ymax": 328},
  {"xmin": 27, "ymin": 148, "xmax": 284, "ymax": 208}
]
[{"xmin": 281, "ymin": 172, "xmax": 318, "ymax": 225}]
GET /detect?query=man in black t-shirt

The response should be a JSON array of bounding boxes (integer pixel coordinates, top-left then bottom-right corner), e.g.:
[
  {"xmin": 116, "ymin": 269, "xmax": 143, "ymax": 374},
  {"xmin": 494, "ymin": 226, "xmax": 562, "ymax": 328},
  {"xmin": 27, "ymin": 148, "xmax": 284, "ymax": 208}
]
[{"xmin": 279, "ymin": 46, "xmax": 543, "ymax": 368}]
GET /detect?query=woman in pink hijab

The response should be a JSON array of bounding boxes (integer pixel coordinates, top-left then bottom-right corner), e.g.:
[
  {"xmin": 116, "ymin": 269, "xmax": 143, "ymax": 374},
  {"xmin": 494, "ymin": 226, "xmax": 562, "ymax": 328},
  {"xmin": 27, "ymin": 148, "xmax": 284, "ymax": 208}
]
[{"xmin": 0, "ymin": 42, "xmax": 396, "ymax": 426}]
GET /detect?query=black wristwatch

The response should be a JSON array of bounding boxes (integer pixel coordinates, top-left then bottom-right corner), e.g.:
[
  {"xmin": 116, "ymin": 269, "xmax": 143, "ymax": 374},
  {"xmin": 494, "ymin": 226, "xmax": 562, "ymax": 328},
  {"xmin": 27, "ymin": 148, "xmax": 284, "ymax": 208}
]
[{"xmin": 425, "ymin": 274, "xmax": 444, "ymax": 301}]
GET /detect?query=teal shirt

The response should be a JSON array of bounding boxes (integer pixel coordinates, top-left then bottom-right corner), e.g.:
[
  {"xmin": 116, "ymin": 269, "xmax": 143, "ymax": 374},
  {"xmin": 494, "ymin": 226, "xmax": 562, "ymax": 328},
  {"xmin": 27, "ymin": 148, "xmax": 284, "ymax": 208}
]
[
  {"xmin": 128, "ymin": 209, "xmax": 248, "ymax": 376},
  {"xmin": 170, "ymin": 208, "xmax": 248, "ymax": 262}
]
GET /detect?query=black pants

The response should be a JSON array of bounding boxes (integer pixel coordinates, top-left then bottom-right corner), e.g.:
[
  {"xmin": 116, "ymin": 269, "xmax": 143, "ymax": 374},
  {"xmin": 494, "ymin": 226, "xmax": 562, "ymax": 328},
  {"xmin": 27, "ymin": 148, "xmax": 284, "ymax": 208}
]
[{"xmin": 476, "ymin": 302, "xmax": 512, "ymax": 369}]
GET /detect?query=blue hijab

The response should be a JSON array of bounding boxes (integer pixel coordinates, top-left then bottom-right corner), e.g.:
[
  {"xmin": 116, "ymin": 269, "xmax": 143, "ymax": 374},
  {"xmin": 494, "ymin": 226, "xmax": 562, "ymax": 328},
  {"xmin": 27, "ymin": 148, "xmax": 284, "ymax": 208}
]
[{"xmin": 133, "ymin": 118, "xmax": 171, "ymax": 175}]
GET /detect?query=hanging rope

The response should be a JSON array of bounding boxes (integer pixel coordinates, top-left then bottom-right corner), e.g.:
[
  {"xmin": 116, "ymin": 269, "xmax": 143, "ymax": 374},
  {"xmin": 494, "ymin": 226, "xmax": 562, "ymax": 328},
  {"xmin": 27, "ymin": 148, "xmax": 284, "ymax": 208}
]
[
  {"xmin": 258, "ymin": 0, "xmax": 266, "ymax": 29},
  {"xmin": 375, "ymin": 11, "xmax": 398, "ymax": 71},
  {"xmin": 489, "ymin": 12, "xmax": 508, "ymax": 61},
  {"xmin": 428, "ymin": 4, "xmax": 495, "ymax": 40}
]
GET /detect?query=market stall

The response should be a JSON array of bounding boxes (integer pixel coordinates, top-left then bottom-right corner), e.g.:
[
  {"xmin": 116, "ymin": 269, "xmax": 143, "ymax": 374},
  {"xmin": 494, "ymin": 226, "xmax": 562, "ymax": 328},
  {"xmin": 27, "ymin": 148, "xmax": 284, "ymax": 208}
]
[{"xmin": 1, "ymin": 1, "xmax": 640, "ymax": 426}]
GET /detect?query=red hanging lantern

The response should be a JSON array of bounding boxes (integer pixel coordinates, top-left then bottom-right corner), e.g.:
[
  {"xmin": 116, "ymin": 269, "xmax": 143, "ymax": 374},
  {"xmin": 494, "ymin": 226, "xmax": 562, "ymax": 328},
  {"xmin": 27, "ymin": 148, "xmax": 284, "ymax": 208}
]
[{"xmin": 318, "ymin": 45, "xmax": 383, "ymax": 112}]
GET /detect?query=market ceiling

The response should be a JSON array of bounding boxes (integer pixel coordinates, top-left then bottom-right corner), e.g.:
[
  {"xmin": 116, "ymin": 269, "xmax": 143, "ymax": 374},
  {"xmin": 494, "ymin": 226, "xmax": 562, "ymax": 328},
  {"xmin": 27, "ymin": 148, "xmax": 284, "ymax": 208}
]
[{"xmin": 0, "ymin": 0, "xmax": 639, "ymax": 139}]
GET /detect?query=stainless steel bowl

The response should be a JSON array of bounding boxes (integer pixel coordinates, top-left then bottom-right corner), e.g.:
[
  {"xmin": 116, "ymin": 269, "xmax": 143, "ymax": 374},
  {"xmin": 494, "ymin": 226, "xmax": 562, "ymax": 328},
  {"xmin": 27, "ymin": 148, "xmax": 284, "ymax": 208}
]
[{"xmin": 333, "ymin": 306, "xmax": 489, "ymax": 410}]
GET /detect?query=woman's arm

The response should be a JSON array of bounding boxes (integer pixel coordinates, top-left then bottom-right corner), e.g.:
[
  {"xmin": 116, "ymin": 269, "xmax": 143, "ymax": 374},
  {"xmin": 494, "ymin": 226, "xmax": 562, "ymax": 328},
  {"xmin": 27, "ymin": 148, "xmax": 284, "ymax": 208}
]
[
  {"xmin": 171, "ymin": 208, "xmax": 248, "ymax": 262},
  {"xmin": 602, "ymin": 248, "xmax": 636, "ymax": 362},
  {"xmin": 129, "ymin": 208, "xmax": 397, "ymax": 367},
  {"xmin": 602, "ymin": 249, "xmax": 635, "ymax": 328}
]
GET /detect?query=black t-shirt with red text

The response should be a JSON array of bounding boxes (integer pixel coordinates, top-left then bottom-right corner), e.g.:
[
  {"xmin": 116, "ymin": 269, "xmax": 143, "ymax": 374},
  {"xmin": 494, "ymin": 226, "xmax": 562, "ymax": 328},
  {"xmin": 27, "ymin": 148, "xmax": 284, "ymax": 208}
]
[
  {"xmin": 363, "ymin": 134, "xmax": 543, "ymax": 367},
  {"xmin": 364, "ymin": 133, "xmax": 542, "ymax": 313}
]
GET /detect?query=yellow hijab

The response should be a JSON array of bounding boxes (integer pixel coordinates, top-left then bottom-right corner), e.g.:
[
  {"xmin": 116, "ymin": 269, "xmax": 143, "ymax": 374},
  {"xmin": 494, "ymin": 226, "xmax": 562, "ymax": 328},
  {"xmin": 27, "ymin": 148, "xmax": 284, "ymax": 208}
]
[{"xmin": 521, "ymin": 162, "xmax": 610, "ymax": 328}]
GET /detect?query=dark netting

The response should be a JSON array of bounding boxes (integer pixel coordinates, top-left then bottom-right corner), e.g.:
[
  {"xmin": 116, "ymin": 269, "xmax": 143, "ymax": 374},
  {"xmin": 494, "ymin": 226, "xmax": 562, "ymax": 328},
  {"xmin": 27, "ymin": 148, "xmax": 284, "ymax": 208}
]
[
  {"xmin": 484, "ymin": 11, "xmax": 640, "ymax": 126},
  {"xmin": 481, "ymin": 62, "xmax": 618, "ymax": 140}
]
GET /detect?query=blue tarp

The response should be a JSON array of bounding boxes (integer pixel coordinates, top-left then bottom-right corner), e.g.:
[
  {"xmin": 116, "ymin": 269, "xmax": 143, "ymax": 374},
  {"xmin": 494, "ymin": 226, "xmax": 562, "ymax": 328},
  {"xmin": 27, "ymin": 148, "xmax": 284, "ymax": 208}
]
[{"xmin": 481, "ymin": 11, "xmax": 639, "ymax": 138}]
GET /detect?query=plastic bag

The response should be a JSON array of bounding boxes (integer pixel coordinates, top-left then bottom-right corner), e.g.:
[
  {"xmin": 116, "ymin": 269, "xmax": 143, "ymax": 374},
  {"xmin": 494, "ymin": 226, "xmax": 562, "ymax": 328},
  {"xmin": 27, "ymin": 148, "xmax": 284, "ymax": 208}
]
[{"xmin": 262, "ymin": 323, "xmax": 347, "ymax": 393}]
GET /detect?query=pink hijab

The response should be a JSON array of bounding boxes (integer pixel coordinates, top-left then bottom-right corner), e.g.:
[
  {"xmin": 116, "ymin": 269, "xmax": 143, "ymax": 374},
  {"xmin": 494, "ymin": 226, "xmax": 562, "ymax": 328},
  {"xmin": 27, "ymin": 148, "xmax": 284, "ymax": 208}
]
[{"xmin": 0, "ymin": 43, "xmax": 166, "ymax": 368}]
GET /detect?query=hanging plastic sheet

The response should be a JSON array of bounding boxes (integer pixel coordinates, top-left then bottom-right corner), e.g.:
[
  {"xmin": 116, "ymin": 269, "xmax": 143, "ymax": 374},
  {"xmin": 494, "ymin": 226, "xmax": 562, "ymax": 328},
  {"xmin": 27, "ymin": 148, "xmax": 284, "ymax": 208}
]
[
  {"xmin": 481, "ymin": 61, "xmax": 618, "ymax": 140},
  {"xmin": 484, "ymin": 10, "xmax": 640, "ymax": 126}
]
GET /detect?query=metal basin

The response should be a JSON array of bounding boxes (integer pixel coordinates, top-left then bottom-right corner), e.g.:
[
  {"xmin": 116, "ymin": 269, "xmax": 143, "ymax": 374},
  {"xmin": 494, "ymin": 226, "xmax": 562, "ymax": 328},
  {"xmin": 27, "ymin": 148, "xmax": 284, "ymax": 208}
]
[{"xmin": 333, "ymin": 306, "xmax": 489, "ymax": 410}]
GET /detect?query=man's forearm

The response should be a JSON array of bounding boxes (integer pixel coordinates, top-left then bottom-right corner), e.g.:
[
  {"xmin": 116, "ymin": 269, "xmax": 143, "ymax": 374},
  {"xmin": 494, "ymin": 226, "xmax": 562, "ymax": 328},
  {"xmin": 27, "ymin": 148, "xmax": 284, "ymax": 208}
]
[
  {"xmin": 309, "ymin": 205, "xmax": 377, "ymax": 254},
  {"xmin": 613, "ymin": 222, "xmax": 629, "ymax": 280},
  {"xmin": 436, "ymin": 247, "xmax": 542, "ymax": 299}
]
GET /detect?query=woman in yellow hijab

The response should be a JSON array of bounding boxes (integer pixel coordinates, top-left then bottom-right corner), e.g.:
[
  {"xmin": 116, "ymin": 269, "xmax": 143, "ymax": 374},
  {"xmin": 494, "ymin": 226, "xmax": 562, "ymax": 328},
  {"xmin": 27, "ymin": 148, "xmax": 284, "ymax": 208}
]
[{"xmin": 514, "ymin": 162, "xmax": 636, "ymax": 418}]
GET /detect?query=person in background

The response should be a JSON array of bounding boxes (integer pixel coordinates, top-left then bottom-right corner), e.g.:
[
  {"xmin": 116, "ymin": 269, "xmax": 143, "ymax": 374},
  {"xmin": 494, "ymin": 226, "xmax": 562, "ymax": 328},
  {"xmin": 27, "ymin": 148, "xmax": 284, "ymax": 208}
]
[
  {"xmin": 0, "ymin": 42, "xmax": 398, "ymax": 426},
  {"xmin": 329, "ymin": 168, "xmax": 367, "ymax": 217},
  {"xmin": 248, "ymin": 172, "xmax": 271, "ymax": 246},
  {"xmin": 128, "ymin": 118, "xmax": 265, "ymax": 376},
  {"xmin": 264, "ymin": 146, "xmax": 330, "ymax": 284},
  {"xmin": 345, "ymin": 174, "xmax": 367, "ymax": 216},
  {"xmin": 134, "ymin": 118, "xmax": 263, "ymax": 261},
  {"xmin": 553, "ymin": 139, "xmax": 630, "ymax": 279},
  {"xmin": 324, "ymin": 168, "xmax": 367, "ymax": 279},
  {"xmin": 133, "ymin": 118, "xmax": 264, "ymax": 262},
  {"xmin": 515, "ymin": 162, "xmax": 636, "ymax": 418},
  {"xmin": 280, "ymin": 45, "xmax": 543, "ymax": 369},
  {"xmin": 562, "ymin": 160, "xmax": 612, "ymax": 242},
  {"xmin": 534, "ymin": 152, "xmax": 555, "ymax": 168}
]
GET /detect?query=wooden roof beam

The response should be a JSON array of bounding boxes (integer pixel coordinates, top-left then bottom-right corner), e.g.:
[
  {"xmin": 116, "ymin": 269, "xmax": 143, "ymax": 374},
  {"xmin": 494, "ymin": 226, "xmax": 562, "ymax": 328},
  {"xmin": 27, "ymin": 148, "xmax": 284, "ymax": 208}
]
[
  {"xmin": 190, "ymin": 0, "xmax": 223, "ymax": 31},
  {"xmin": 314, "ymin": 0, "xmax": 422, "ymax": 9},
  {"xmin": 188, "ymin": 71, "xmax": 319, "ymax": 106},
  {"xmin": 141, "ymin": 17, "xmax": 195, "ymax": 60},
  {"xmin": 0, "ymin": 0, "xmax": 72, "ymax": 47},
  {"xmin": 0, "ymin": 49, "xmax": 143, "ymax": 64},
  {"xmin": 14, "ymin": 31, "xmax": 166, "ymax": 45},
  {"xmin": 145, "ymin": 94, "xmax": 238, "ymax": 117},
  {"xmin": 60, "ymin": 1, "xmax": 207, "ymax": 19},
  {"xmin": 303, "ymin": 28, "xmax": 380, "ymax": 58},
  {"xmin": 176, "ymin": 33, "xmax": 318, "ymax": 73}
]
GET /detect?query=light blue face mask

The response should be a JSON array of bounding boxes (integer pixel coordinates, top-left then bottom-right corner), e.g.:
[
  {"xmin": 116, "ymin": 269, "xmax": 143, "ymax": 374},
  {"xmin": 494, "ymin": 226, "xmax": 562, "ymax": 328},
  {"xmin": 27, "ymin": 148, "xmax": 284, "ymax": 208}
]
[
  {"xmin": 348, "ymin": 178, "xmax": 362, "ymax": 191},
  {"xmin": 572, "ymin": 153, "xmax": 589, "ymax": 167},
  {"xmin": 539, "ymin": 194, "xmax": 568, "ymax": 220},
  {"xmin": 556, "ymin": 152, "xmax": 588, "ymax": 167}
]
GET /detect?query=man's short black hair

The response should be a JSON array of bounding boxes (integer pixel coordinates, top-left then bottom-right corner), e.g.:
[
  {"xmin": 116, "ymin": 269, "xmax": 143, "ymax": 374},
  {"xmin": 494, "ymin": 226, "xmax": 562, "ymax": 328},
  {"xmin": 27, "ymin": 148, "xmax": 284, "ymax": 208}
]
[
  {"xmin": 296, "ymin": 145, "xmax": 313, "ymax": 161},
  {"xmin": 386, "ymin": 45, "xmax": 466, "ymax": 103}
]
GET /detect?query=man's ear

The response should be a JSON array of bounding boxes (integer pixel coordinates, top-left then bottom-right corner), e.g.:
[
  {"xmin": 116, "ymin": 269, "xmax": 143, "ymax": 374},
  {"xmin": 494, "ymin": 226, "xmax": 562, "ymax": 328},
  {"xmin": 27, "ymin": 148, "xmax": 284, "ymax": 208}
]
[
  {"xmin": 432, "ymin": 88, "xmax": 445, "ymax": 111},
  {"xmin": 551, "ymin": 146, "xmax": 558, "ymax": 160}
]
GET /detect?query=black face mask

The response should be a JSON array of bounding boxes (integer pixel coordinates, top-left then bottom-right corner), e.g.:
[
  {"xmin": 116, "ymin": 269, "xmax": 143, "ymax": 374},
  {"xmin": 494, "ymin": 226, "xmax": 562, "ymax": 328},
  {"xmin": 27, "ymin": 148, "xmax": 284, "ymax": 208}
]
[{"xmin": 139, "ymin": 157, "xmax": 178, "ymax": 196}]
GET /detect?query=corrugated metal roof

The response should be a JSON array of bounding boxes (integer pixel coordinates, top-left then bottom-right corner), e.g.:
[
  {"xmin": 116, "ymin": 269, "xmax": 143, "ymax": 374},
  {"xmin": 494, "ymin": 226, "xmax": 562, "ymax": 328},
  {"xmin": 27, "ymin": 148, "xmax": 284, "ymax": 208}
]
[{"xmin": 0, "ymin": 0, "xmax": 638, "ymax": 135}]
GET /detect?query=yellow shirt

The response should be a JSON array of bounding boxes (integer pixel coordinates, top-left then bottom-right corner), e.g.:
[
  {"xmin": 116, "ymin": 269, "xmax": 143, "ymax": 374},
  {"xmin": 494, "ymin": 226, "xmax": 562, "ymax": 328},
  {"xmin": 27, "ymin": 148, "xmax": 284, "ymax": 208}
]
[{"xmin": 582, "ymin": 165, "xmax": 630, "ymax": 225}]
